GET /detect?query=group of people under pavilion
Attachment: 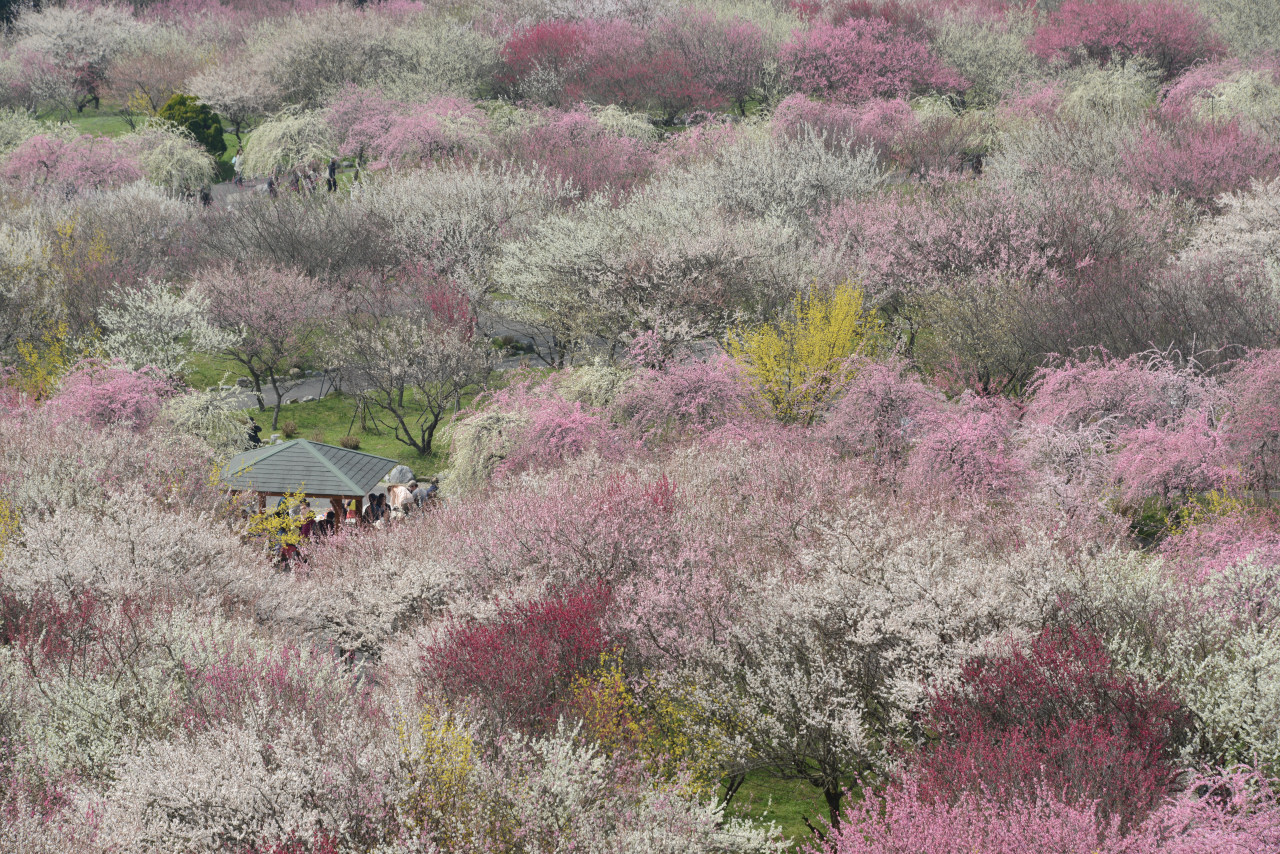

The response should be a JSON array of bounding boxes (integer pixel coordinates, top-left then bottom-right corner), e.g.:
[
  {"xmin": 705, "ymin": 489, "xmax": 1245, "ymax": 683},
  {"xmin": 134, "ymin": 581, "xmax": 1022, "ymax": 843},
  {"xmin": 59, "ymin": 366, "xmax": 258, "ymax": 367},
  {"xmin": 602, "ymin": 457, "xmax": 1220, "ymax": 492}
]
[{"xmin": 223, "ymin": 438, "xmax": 440, "ymax": 562}]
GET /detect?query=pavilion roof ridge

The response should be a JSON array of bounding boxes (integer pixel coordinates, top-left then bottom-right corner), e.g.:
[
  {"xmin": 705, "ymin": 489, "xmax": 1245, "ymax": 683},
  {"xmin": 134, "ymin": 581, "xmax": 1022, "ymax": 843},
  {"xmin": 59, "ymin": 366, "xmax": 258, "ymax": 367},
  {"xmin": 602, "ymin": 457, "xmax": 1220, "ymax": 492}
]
[{"xmin": 224, "ymin": 438, "xmax": 400, "ymax": 498}]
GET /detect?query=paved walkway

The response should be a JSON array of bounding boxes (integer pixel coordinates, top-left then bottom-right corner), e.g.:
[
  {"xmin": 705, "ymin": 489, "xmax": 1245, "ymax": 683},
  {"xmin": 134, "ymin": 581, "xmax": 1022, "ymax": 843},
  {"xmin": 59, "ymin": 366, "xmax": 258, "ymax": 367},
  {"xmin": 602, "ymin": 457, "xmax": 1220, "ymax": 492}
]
[{"xmin": 221, "ymin": 371, "xmax": 337, "ymax": 409}]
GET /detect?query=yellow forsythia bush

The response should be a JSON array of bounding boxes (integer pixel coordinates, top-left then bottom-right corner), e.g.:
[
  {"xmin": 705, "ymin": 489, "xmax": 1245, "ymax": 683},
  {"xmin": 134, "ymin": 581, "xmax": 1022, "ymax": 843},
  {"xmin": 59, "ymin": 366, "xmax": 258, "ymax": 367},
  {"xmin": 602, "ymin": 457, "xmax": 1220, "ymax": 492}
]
[
  {"xmin": 727, "ymin": 283, "xmax": 883, "ymax": 424},
  {"xmin": 571, "ymin": 654, "xmax": 741, "ymax": 799}
]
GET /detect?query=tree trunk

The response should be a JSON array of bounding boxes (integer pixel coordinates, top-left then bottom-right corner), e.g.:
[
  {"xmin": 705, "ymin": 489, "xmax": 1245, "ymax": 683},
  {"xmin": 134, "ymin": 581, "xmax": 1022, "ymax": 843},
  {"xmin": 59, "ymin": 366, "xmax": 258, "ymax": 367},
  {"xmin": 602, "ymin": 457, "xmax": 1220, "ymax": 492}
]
[
  {"xmin": 268, "ymin": 374, "xmax": 284, "ymax": 430},
  {"xmin": 721, "ymin": 772, "xmax": 747, "ymax": 808},
  {"xmin": 824, "ymin": 785, "xmax": 843, "ymax": 830},
  {"xmin": 422, "ymin": 412, "xmax": 442, "ymax": 456},
  {"xmin": 243, "ymin": 367, "xmax": 267, "ymax": 412}
]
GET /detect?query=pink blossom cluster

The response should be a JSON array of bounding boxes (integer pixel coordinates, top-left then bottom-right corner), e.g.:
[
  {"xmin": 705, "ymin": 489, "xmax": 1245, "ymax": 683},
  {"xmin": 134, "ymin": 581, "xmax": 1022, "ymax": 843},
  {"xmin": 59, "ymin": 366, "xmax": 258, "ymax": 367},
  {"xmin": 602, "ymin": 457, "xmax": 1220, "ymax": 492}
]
[
  {"xmin": 2, "ymin": 134, "xmax": 143, "ymax": 196},
  {"xmin": 327, "ymin": 87, "xmax": 491, "ymax": 169},
  {"xmin": 780, "ymin": 17, "xmax": 967, "ymax": 104},
  {"xmin": 497, "ymin": 11, "xmax": 769, "ymax": 119},
  {"xmin": 45, "ymin": 359, "xmax": 175, "ymax": 430},
  {"xmin": 1028, "ymin": 0, "xmax": 1225, "ymax": 78},
  {"xmin": 814, "ymin": 769, "xmax": 1280, "ymax": 854}
]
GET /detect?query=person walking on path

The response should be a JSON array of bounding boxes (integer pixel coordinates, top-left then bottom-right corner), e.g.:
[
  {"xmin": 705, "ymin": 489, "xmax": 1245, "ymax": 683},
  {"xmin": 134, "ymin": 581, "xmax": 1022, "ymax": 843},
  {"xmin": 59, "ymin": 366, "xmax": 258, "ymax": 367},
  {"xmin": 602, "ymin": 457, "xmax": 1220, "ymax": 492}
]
[{"xmin": 326, "ymin": 158, "xmax": 338, "ymax": 192}]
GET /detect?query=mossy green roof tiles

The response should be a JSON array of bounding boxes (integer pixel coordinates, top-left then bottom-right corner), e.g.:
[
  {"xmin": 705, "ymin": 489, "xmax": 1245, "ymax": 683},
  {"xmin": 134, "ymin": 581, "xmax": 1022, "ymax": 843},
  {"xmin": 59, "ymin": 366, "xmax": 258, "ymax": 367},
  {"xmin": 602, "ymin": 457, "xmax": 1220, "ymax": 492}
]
[{"xmin": 224, "ymin": 439, "xmax": 399, "ymax": 497}]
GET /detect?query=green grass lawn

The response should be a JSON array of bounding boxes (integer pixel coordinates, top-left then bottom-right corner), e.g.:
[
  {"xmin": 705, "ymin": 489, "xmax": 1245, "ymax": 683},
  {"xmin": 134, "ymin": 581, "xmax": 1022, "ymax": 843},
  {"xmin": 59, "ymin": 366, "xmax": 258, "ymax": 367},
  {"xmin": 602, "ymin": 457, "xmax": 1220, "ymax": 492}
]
[
  {"xmin": 244, "ymin": 392, "xmax": 456, "ymax": 474},
  {"xmin": 724, "ymin": 772, "xmax": 832, "ymax": 850},
  {"xmin": 183, "ymin": 352, "xmax": 252, "ymax": 390},
  {"xmin": 42, "ymin": 106, "xmax": 133, "ymax": 137},
  {"xmin": 216, "ymin": 130, "xmax": 241, "ymax": 181}
]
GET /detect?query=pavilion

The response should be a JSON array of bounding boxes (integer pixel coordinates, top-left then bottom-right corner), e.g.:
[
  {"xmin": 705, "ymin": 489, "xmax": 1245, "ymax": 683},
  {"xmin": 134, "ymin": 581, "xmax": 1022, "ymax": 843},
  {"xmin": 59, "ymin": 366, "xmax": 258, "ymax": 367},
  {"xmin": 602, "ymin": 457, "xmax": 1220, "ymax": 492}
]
[{"xmin": 224, "ymin": 438, "xmax": 400, "ymax": 515}]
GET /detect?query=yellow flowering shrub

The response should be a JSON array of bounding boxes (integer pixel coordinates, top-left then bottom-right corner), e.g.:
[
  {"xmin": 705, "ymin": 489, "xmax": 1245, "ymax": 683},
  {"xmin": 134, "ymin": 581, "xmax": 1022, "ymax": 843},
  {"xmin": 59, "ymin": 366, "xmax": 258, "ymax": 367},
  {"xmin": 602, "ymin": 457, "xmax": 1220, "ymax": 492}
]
[
  {"xmin": 0, "ymin": 498, "xmax": 19, "ymax": 561},
  {"xmin": 571, "ymin": 654, "xmax": 743, "ymax": 799},
  {"xmin": 1171, "ymin": 489, "xmax": 1248, "ymax": 536},
  {"xmin": 727, "ymin": 283, "xmax": 883, "ymax": 424},
  {"xmin": 244, "ymin": 488, "xmax": 309, "ymax": 550},
  {"xmin": 14, "ymin": 320, "xmax": 75, "ymax": 401},
  {"xmin": 398, "ymin": 706, "xmax": 513, "ymax": 848}
]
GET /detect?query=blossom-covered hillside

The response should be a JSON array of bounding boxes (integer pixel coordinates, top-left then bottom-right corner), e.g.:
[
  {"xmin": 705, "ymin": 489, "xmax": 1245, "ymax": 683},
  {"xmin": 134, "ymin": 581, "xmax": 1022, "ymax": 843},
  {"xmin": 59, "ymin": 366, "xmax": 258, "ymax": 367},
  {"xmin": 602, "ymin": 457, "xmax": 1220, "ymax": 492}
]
[{"xmin": 2, "ymin": 0, "xmax": 1280, "ymax": 851}]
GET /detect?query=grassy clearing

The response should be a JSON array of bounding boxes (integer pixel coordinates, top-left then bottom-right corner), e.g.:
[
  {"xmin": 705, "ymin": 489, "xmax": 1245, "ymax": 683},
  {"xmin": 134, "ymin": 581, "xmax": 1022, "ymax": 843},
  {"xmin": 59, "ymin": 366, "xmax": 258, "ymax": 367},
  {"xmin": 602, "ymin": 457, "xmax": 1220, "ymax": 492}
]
[
  {"xmin": 216, "ymin": 130, "xmax": 240, "ymax": 181},
  {"xmin": 183, "ymin": 352, "xmax": 252, "ymax": 390},
  {"xmin": 42, "ymin": 106, "xmax": 133, "ymax": 137},
  {"xmin": 724, "ymin": 771, "xmax": 830, "ymax": 850},
  {"xmin": 243, "ymin": 391, "xmax": 466, "ymax": 473}
]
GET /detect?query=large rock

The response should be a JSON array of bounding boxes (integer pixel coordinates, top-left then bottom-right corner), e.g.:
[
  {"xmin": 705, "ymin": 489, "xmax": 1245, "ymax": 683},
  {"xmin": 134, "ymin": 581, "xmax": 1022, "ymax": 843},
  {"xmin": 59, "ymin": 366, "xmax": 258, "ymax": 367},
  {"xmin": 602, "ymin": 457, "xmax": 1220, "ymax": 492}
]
[{"xmin": 386, "ymin": 464, "xmax": 414, "ymax": 484}]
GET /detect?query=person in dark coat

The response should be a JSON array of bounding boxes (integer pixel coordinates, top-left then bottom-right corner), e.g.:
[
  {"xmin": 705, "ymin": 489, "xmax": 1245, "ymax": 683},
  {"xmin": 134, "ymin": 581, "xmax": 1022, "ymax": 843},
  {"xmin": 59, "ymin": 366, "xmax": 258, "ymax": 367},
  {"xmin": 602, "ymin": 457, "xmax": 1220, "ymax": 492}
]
[{"xmin": 246, "ymin": 418, "xmax": 263, "ymax": 448}]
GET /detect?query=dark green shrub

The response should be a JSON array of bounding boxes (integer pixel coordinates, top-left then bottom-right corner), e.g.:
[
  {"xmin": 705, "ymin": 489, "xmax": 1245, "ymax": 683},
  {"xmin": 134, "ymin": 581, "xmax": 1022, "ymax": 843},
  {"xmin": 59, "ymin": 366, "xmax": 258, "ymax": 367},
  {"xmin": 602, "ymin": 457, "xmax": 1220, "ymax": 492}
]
[{"xmin": 158, "ymin": 94, "xmax": 227, "ymax": 158}]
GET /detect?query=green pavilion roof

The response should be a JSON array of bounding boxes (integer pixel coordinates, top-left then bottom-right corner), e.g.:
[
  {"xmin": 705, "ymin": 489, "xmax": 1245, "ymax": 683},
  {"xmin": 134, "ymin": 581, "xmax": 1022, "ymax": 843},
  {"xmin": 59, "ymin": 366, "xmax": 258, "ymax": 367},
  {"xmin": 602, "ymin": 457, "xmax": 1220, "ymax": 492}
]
[{"xmin": 224, "ymin": 439, "xmax": 399, "ymax": 498}]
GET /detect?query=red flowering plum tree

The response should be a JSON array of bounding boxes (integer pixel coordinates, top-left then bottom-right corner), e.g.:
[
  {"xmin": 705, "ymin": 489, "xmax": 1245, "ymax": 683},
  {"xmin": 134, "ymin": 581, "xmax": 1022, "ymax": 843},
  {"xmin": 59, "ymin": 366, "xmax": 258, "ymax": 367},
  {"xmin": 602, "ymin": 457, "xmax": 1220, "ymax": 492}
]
[
  {"xmin": 422, "ymin": 583, "xmax": 614, "ymax": 733},
  {"xmin": 497, "ymin": 15, "xmax": 765, "ymax": 120},
  {"xmin": 915, "ymin": 624, "xmax": 1191, "ymax": 825}
]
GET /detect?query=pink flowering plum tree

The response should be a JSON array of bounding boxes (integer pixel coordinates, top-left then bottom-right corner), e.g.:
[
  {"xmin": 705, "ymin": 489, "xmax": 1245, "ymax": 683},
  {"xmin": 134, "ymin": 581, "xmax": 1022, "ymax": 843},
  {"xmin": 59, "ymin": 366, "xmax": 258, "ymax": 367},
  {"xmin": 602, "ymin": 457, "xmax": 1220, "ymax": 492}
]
[
  {"xmin": 905, "ymin": 392, "xmax": 1025, "ymax": 498},
  {"xmin": 46, "ymin": 359, "xmax": 175, "ymax": 431},
  {"xmin": 500, "ymin": 108, "xmax": 655, "ymax": 199},
  {"xmin": 1026, "ymin": 350, "xmax": 1218, "ymax": 442},
  {"xmin": 195, "ymin": 263, "xmax": 330, "ymax": 430},
  {"xmin": 2, "ymin": 134, "xmax": 143, "ymax": 197},
  {"xmin": 614, "ymin": 352, "xmax": 760, "ymax": 442},
  {"xmin": 819, "ymin": 357, "xmax": 943, "ymax": 483},
  {"xmin": 779, "ymin": 18, "xmax": 966, "ymax": 104},
  {"xmin": 813, "ymin": 768, "xmax": 1280, "ymax": 854},
  {"xmin": 1158, "ymin": 505, "xmax": 1280, "ymax": 580},
  {"xmin": 773, "ymin": 94, "xmax": 918, "ymax": 162},
  {"xmin": 1121, "ymin": 117, "xmax": 1280, "ymax": 209},
  {"xmin": 1028, "ymin": 0, "xmax": 1225, "ymax": 79},
  {"xmin": 328, "ymin": 87, "xmax": 491, "ymax": 169},
  {"xmin": 1220, "ymin": 349, "xmax": 1280, "ymax": 496},
  {"xmin": 1109, "ymin": 412, "xmax": 1235, "ymax": 507},
  {"xmin": 1026, "ymin": 350, "xmax": 1234, "ymax": 511}
]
